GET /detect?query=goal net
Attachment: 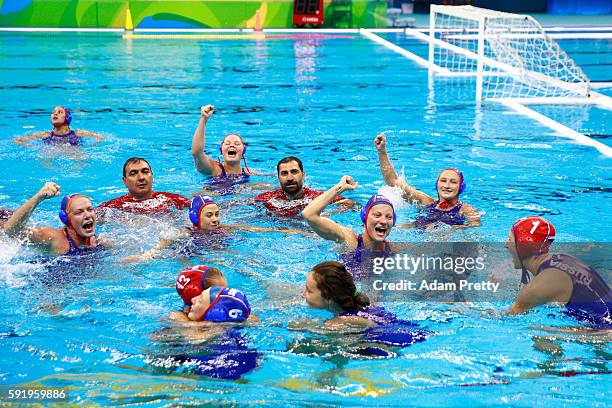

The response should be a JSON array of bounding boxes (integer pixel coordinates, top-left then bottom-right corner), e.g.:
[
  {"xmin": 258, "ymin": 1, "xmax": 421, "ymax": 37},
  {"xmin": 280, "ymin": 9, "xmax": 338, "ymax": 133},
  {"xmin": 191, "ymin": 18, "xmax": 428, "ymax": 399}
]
[{"xmin": 428, "ymin": 5, "xmax": 590, "ymax": 101}]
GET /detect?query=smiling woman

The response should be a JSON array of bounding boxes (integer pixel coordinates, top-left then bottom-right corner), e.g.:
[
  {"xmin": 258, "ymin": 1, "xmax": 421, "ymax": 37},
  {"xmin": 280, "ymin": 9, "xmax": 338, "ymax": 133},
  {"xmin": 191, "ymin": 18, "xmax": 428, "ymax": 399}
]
[
  {"xmin": 2, "ymin": 183, "xmax": 108, "ymax": 256},
  {"xmin": 191, "ymin": 105, "xmax": 252, "ymax": 178},
  {"xmin": 302, "ymin": 176, "xmax": 397, "ymax": 277},
  {"xmin": 374, "ymin": 133, "xmax": 480, "ymax": 229}
]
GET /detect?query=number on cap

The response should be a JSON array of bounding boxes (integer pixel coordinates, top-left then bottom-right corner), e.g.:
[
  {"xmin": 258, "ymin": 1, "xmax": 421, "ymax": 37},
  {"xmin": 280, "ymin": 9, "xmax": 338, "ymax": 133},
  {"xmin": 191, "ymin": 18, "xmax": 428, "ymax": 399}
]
[{"xmin": 530, "ymin": 220, "xmax": 540, "ymax": 235}]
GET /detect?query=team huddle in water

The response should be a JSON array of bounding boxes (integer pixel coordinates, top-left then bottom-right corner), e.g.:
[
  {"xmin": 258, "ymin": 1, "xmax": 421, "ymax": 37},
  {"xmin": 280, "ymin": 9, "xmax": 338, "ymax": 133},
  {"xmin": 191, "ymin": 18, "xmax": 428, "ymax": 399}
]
[{"xmin": 2, "ymin": 105, "xmax": 611, "ymax": 337}]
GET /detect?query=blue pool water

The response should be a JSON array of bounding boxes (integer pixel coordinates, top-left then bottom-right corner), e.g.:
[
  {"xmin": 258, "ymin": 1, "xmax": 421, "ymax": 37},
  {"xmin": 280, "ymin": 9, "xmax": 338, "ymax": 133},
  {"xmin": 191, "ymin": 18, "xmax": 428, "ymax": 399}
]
[{"xmin": 0, "ymin": 32, "xmax": 610, "ymax": 405}]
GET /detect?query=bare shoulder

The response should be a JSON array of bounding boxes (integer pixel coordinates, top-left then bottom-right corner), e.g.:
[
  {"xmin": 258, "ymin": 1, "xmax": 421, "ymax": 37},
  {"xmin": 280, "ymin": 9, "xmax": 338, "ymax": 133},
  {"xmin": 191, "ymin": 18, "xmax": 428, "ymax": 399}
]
[{"xmin": 326, "ymin": 314, "xmax": 374, "ymax": 328}]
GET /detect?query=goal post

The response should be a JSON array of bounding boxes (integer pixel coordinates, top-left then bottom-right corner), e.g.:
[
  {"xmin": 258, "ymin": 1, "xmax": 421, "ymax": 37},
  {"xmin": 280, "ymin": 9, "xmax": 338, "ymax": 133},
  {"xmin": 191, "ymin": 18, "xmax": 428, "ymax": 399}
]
[{"xmin": 428, "ymin": 5, "xmax": 591, "ymax": 101}]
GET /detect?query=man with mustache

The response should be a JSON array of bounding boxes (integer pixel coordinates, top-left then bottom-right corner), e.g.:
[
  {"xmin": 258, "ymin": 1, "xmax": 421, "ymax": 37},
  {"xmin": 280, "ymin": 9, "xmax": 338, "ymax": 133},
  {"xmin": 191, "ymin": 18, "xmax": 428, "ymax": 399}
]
[
  {"xmin": 3, "ymin": 182, "xmax": 107, "ymax": 255},
  {"xmin": 254, "ymin": 156, "xmax": 354, "ymax": 217},
  {"xmin": 99, "ymin": 157, "xmax": 189, "ymax": 214}
]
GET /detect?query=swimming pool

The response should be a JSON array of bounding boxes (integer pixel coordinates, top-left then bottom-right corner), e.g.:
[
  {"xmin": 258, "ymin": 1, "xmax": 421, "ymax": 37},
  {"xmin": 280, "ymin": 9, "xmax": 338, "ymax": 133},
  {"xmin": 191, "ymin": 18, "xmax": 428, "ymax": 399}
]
[{"xmin": 0, "ymin": 30, "xmax": 610, "ymax": 405}]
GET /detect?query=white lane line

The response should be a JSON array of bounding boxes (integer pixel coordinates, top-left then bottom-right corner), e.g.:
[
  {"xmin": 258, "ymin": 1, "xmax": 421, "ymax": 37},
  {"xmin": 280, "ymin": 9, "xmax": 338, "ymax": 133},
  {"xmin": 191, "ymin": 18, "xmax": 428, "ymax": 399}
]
[
  {"xmin": 499, "ymin": 100, "xmax": 612, "ymax": 157},
  {"xmin": 360, "ymin": 29, "xmax": 449, "ymax": 73}
]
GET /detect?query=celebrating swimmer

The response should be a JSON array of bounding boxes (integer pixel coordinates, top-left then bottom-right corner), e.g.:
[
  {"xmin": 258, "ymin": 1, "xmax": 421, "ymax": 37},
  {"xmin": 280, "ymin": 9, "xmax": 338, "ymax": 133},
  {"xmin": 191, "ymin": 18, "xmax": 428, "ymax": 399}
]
[
  {"xmin": 99, "ymin": 157, "xmax": 189, "ymax": 214},
  {"xmin": 123, "ymin": 195, "xmax": 309, "ymax": 261},
  {"xmin": 253, "ymin": 156, "xmax": 354, "ymax": 217},
  {"xmin": 13, "ymin": 106, "xmax": 104, "ymax": 147},
  {"xmin": 302, "ymin": 176, "xmax": 397, "ymax": 275},
  {"xmin": 504, "ymin": 216, "xmax": 611, "ymax": 328},
  {"xmin": 3, "ymin": 182, "xmax": 109, "ymax": 256},
  {"xmin": 374, "ymin": 134, "xmax": 480, "ymax": 229},
  {"xmin": 300, "ymin": 261, "xmax": 426, "ymax": 345},
  {"xmin": 192, "ymin": 105, "xmax": 251, "ymax": 179}
]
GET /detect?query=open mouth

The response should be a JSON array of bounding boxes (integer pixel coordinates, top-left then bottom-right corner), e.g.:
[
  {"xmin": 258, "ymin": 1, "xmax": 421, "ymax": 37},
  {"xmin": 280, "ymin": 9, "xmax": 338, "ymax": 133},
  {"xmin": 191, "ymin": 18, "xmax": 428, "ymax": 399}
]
[
  {"xmin": 227, "ymin": 148, "xmax": 238, "ymax": 158},
  {"xmin": 374, "ymin": 225, "xmax": 388, "ymax": 235},
  {"xmin": 82, "ymin": 220, "xmax": 95, "ymax": 232}
]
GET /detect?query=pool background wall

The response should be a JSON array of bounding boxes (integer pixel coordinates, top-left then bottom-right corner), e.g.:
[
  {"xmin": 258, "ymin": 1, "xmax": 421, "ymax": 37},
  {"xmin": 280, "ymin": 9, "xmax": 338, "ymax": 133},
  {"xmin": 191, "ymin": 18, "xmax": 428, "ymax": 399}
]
[{"xmin": 0, "ymin": 0, "xmax": 387, "ymax": 28}]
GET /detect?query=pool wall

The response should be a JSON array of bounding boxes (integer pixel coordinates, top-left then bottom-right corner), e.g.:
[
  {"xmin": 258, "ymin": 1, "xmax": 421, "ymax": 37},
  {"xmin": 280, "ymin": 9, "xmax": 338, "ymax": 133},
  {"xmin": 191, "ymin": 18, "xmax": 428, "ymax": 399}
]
[{"xmin": 0, "ymin": 0, "xmax": 387, "ymax": 28}]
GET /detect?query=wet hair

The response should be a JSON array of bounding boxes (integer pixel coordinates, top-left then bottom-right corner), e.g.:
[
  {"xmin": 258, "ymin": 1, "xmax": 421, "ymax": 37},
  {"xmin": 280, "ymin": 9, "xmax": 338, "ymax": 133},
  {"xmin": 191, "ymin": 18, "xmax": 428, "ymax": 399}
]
[
  {"xmin": 311, "ymin": 261, "xmax": 370, "ymax": 313},
  {"xmin": 203, "ymin": 267, "xmax": 226, "ymax": 289},
  {"xmin": 122, "ymin": 157, "xmax": 152, "ymax": 177},
  {"xmin": 276, "ymin": 156, "xmax": 304, "ymax": 174}
]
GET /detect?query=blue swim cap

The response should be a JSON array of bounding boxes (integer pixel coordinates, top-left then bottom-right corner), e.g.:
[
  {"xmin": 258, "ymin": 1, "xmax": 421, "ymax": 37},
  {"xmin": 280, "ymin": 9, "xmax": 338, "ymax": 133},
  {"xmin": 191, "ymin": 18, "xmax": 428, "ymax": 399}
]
[
  {"xmin": 63, "ymin": 107, "xmax": 72, "ymax": 126},
  {"xmin": 59, "ymin": 193, "xmax": 81, "ymax": 225},
  {"xmin": 201, "ymin": 286, "xmax": 251, "ymax": 322},
  {"xmin": 219, "ymin": 134, "xmax": 247, "ymax": 156},
  {"xmin": 435, "ymin": 168, "xmax": 466, "ymax": 195},
  {"xmin": 360, "ymin": 194, "xmax": 396, "ymax": 226},
  {"xmin": 189, "ymin": 195, "xmax": 217, "ymax": 228}
]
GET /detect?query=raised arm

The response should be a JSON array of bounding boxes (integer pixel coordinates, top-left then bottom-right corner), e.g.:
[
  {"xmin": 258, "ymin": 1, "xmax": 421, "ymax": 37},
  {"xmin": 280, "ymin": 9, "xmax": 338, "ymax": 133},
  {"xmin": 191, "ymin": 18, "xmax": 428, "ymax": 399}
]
[
  {"xmin": 191, "ymin": 105, "xmax": 219, "ymax": 176},
  {"xmin": 302, "ymin": 176, "xmax": 357, "ymax": 246},
  {"xmin": 374, "ymin": 134, "xmax": 433, "ymax": 206},
  {"xmin": 3, "ymin": 182, "xmax": 61, "ymax": 238},
  {"xmin": 13, "ymin": 132, "xmax": 48, "ymax": 146}
]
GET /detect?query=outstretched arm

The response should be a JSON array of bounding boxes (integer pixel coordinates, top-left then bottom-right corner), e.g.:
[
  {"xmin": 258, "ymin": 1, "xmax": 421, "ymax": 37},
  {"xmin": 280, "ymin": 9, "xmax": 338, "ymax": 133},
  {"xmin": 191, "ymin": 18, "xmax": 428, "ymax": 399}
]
[
  {"xmin": 3, "ymin": 182, "xmax": 61, "ymax": 238},
  {"xmin": 509, "ymin": 269, "xmax": 572, "ymax": 314},
  {"xmin": 13, "ymin": 132, "xmax": 48, "ymax": 146},
  {"xmin": 460, "ymin": 204, "xmax": 481, "ymax": 228},
  {"xmin": 225, "ymin": 224, "xmax": 312, "ymax": 236},
  {"xmin": 374, "ymin": 134, "xmax": 433, "ymax": 206},
  {"xmin": 75, "ymin": 130, "xmax": 105, "ymax": 144},
  {"xmin": 121, "ymin": 229, "xmax": 189, "ymax": 263},
  {"xmin": 191, "ymin": 105, "xmax": 219, "ymax": 176},
  {"xmin": 302, "ymin": 176, "xmax": 357, "ymax": 245}
]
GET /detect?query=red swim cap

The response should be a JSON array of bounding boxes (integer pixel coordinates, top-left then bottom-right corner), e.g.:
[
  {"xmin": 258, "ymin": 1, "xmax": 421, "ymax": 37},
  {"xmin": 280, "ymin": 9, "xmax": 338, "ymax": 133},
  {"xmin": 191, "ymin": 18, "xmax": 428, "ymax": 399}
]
[
  {"xmin": 176, "ymin": 265, "xmax": 209, "ymax": 305},
  {"xmin": 512, "ymin": 216, "xmax": 556, "ymax": 259}
]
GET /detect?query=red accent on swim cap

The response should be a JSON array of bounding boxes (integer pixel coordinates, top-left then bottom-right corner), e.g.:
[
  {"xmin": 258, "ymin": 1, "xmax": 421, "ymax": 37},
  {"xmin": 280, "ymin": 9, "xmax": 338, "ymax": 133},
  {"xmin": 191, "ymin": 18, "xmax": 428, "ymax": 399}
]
[{"xmin": 512, "ymin": 216, "xmax": 556, "ymax": 259}]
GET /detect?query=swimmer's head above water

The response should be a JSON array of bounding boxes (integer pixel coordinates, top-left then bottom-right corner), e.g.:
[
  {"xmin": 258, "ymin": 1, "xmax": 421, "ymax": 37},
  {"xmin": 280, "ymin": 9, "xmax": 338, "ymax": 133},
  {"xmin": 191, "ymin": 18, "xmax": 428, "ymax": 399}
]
[
  {"xmin": 176, "ymin": 265, "xmax": 227, "ymax": 306},
  {"xmin": 303, "ymin": 261, "xmax": 370, "ymax": 313},
  {"xmin": 435, "ymin": 168, "xmax": 466, "ymax": 203},
  {"xmin": 361, "ymin": 194, "xmax": 396, "ymax": 242},
  {"xmin": 189, "ymin": 195, "xmax": 221, "ymax": 231},
  {"xmin": 220, "ymin": 133, "xmax": 247, "ymax": 164},
  {"xmin": 59, "ymin": 194, "xmax": 96, "ymax": 238},
  {"xmin": 506, "ymin": 216, "xmax": 556, "ymax": 284},
  {"xmin": 188, "ymin": 286, "xmax": 251, "ymax": 322},
  {"xmin": 51, "ymin": 106, "xmax": 72, "ymax": 128}
]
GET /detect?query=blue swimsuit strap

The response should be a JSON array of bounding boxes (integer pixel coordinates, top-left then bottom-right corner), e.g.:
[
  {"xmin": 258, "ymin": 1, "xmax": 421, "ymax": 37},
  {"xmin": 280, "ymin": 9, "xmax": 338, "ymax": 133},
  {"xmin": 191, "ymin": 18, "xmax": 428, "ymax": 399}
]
[
  {"xmin": 217, "ymin": 161, "xmax": 248, "ymax": 177},
  {"xmin": 64, "ymin": 228, "xmax": 95, "ymax": 251}
]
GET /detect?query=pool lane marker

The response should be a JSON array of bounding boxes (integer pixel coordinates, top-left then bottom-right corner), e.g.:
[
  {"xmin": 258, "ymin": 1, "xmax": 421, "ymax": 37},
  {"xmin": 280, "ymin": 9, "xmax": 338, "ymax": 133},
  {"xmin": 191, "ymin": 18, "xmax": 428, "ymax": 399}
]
[
  {"xmin": 123, "ymin": 33, "xmax": 268, "ymax": 40},
  {"xmin": 359, "ymin": 29, "xmax": 449, "ymax": 74},
  {"xmin": 498, "ymin": 99, "xmax": 612, "ymax": 157}
]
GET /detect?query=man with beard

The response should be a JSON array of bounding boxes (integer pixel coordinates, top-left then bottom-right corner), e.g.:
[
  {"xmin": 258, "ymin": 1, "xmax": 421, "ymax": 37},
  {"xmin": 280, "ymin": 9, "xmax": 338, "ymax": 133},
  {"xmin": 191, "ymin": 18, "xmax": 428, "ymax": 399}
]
[
  {"xmin": 3, "ymin": 182, "xmax": 108, "ymax": 256},
  {"xmin": 99, "ymin": 157, "xmax": 189, "ymax": 214},
  {"xmin": 254, "ymin": 156, "xmax": 354, "ymax": 217}
]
